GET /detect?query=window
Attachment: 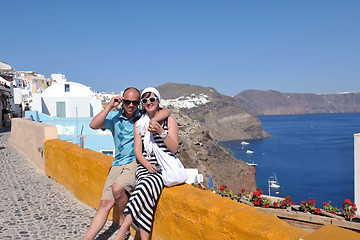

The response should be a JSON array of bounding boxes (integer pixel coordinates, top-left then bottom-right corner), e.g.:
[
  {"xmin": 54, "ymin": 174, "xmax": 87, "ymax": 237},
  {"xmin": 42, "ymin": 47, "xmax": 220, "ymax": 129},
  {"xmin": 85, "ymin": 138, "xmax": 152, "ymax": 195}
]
[
  {"xmin": 65, "ymin": 84, "xmax": 70, "ymax": 92},
  {"xmin": 100, "ymin": 149, "xmax": 115, "ymax": 157}
]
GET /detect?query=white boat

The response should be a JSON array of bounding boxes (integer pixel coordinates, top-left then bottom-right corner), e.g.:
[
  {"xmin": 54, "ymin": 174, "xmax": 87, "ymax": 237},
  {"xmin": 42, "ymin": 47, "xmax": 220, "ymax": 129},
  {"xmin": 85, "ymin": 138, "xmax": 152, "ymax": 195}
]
[
  {"xmin": 246, "ymin": 161, "xmax": 257, "ymax": 166},
  {"xmin": 269, "ymin": 173, "xmax": 280, "ymax": 188},
  {"xmin": 241, "ymin": 141, "xmax": 250, "ymax": 145},
  {"xmin": 246, "ymin": 150, "xmax": 254, "ymax": 154}
]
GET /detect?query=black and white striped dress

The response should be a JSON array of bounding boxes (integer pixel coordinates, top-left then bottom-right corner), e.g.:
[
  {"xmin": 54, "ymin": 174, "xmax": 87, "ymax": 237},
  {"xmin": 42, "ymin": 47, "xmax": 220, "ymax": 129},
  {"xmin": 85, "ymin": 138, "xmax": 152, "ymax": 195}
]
[{"xmin": 124, "ymin": 119, "xmax": 170, "ymax": 233}]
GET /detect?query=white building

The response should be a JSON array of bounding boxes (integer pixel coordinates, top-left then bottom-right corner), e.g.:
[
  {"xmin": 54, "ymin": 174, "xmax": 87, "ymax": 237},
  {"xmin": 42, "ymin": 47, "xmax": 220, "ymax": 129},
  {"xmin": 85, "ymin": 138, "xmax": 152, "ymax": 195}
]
[
  {"xmin": 33, "ymin": 81, "xmax": 101, "ymax": 118},
  {"xmin": 51, "ymin": 73, "xmax": 67, "ymax": 83},
  {"xmin": 355, "ymin": 133, "xmax": 360, "ymax": 216}
]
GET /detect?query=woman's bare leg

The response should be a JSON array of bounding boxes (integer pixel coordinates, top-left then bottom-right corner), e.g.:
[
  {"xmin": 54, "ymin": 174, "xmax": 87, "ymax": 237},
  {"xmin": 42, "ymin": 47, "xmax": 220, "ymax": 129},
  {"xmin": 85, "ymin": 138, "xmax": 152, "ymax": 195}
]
[
  {"xmin": 139, "ymin": 228, "xmax": 150, "ymax": 240},
  {"xmin": 113, "ymin": 214, "xmax": 133, "ymax": 240}
]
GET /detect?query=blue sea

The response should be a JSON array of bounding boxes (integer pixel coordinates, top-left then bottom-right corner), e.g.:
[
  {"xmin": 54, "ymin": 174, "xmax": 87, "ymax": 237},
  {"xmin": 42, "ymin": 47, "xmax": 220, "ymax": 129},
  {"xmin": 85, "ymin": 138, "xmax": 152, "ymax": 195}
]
[{"xmin": 220, "ymin": 113, "xmax": 360, "ymax": 209}]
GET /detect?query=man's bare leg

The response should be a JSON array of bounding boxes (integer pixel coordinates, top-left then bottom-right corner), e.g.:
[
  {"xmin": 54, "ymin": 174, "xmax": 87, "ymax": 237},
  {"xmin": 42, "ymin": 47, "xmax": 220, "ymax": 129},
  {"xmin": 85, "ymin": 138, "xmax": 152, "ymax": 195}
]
[
  {"xmin": 112, "ymin": 183, "xmax": 129, "ymax": 225},
  {"xmin": 83, "ymin": 199, "xmax": 115, "ymax": 240}
]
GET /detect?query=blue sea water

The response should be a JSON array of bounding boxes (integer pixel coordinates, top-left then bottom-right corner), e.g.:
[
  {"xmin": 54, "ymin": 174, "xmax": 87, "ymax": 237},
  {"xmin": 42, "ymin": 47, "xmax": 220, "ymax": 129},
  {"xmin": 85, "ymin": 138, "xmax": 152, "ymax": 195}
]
[{"xmin": 220, "ymin": 113, "xmax": 360, "ymax": 209}]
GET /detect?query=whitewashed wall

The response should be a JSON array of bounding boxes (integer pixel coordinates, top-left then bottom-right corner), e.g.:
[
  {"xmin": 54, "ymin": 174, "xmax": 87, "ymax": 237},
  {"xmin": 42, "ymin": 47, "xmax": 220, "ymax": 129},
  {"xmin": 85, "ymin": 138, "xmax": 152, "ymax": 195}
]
[{"xmin": 355, "ymin": 133, "xmax": 360, "ymax": 216}]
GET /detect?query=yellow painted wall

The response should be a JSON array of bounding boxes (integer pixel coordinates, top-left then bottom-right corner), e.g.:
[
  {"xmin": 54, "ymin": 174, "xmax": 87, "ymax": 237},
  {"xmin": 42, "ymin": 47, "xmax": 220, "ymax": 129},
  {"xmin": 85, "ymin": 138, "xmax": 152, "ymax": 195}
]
[
  {"xmin": 44, "ymin": 139, "xmax": 120, "ymax": 222},
  {"xmin": 152, "ymin": 184, "xmax": 309, "ymax": 240}
]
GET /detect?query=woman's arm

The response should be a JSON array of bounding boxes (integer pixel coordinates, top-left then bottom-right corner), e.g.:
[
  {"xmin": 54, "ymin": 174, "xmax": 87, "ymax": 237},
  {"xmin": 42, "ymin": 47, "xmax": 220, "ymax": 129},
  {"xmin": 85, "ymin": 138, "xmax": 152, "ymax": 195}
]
[
  {"xmin": 158, "ymin": 116, "xmax": 179, "ymax": 154},
  {"xmin": 134, "ymin": 122, "xmax": 157, "ymax": 173}
]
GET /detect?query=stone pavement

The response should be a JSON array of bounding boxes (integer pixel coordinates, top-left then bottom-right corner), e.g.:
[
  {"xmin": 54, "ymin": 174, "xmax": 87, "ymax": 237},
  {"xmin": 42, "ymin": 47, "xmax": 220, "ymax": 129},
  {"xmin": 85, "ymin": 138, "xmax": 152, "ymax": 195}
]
[{"xmin": 0, "ymin": 128, "xmax": 129, "ymax": 240}]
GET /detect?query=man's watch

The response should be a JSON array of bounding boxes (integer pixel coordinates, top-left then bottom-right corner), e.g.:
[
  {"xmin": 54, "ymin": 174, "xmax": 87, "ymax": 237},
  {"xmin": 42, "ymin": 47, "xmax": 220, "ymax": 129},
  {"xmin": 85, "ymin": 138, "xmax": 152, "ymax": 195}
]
[{"xmin": 160, "ymin": 130, "xmax": 169, "ymax": 139}]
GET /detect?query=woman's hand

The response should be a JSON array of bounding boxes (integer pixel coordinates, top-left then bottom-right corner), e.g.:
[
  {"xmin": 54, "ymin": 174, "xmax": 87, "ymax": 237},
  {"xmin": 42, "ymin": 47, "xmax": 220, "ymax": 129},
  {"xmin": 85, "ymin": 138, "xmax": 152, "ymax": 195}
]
[
  {"xmin": 146, "ymin": 163, "xmax": 157, "ymax": 173},
  {"xmin": 148, "ymin": 120, "xmax": 164, "ymax": 135}
]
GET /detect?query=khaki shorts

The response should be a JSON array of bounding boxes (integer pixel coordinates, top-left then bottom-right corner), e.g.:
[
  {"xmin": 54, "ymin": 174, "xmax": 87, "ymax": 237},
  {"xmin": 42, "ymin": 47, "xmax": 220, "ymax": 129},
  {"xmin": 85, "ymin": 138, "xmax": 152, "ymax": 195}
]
[{"xmin": 101, "ymin": 160, "xmax": 137, "ymax": 200}]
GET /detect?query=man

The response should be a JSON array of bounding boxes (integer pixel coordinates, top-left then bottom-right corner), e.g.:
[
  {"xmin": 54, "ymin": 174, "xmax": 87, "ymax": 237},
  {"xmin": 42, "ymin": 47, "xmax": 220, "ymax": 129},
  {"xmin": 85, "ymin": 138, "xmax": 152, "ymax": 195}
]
[{"xmin": 83, "ymin": 87, "xmax": 170, "ymax": 240}]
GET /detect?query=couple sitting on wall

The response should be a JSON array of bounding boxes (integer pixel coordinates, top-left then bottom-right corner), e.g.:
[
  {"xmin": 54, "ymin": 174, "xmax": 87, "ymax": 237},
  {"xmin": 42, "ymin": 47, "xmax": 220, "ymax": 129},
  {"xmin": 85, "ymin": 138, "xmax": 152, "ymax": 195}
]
[{"xmin": 83, "ymin": 87, "xmax": 179, "ymax": 240}]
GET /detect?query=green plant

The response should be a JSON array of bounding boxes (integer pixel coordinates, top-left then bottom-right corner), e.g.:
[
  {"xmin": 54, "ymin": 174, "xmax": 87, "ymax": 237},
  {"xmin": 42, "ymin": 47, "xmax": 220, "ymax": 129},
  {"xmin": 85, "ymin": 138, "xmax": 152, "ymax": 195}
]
[
  {"xmin": 342, "ymin": 199, "xmax": 357, "ymax": 221},
  {"xmin": 323, "ymin": 201, "xmax": 339, "ymax": 215},
  {"xmin": 300, "ymin": 197, "xmax": 316, "ymax": 213},
  {"xmin": 277, "ymin": 195, "xmax": 294, "ymax": 209},
  {"xmin": 216, "ymin": 185, "xmax": 234, "ymax": 198}
]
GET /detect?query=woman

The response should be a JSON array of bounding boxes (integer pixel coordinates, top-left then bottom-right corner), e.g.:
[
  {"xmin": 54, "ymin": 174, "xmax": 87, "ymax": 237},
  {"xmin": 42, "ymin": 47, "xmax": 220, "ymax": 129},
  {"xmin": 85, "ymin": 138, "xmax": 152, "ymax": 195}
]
[{"xmin": 114, "ymin": 87, "xmax": 179, "ymax": 240}]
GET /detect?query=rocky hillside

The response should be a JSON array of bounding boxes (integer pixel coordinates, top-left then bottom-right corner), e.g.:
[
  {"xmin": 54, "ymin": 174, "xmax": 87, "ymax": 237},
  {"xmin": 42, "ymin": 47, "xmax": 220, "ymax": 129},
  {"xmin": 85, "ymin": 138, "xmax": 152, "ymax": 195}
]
[
  {"xmin": 171, "ymin": 108, "xmax": 256, "ymax": 193},
  {"xmin": 235, "ymin": 90, "xmax": 360, "ymax": 116},
  {"xmin": 157, "ymin": 83, "xmax": 270, "ymax": 141}
]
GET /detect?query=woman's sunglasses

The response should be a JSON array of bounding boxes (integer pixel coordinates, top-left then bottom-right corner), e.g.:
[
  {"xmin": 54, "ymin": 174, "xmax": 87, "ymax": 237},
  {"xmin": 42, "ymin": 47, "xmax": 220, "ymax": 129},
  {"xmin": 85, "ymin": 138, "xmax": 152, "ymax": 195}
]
[
  {"xmin": 141, "ymin": 97, "xmax": 158, "ymax": 104},
  {"xmin": 123, "ymin": 100, "xmax": 140, "ymax": 106}
]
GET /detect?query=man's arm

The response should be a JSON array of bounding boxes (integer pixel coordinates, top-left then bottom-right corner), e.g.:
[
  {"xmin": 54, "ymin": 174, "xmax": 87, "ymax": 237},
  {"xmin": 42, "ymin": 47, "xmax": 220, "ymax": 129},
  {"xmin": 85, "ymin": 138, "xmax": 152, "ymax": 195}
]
[
  {"xmin": 89, "ymin": 96, "xmax": 123, "ymax": 129},
  {"xmin": 148, "ymin": 108, "xmax": 171, "ymax": 133}
]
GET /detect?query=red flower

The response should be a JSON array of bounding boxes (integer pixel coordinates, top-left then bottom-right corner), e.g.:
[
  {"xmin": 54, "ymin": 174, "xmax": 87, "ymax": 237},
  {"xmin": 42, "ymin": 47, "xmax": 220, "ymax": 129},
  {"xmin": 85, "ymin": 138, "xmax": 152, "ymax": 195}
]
[
  {"xmin": 309, "ymin": 198, "xmax": 316, "ymax": 205},
  {"xmin": 256, "ymin": 191, "xmax": 261, "ymax": 197},
  {"xmin": 273, "ymin": 202, "xmax": 278, "ymax": 208},
  {"xmin": 219, "ymin": 185, "xmax": 226, "ymax": 191},
  {"xmin": 323, "ymin": 202, "xmax": 328, "ymax": 206},
  {"xmin": 315, "ymin": 208, "xmax": 321, "ymax": 214},
  {"xmin": 351, "ymin": 203, "xmax": 356, "ymax": 207},
  {"xmin": 344, "ymin": 199, "xmax": 351, "ymax": 205},
  {"xmin": 254, "ymin": 200, "xmax": 260, "ymax": 206},
  {"xmin": 237, "ymin": 193, "xmax": 242, "ymax": 198},
  {"xmin": 256, "ymin": 188, "xmax": 263, "ymax": 195},
  {"xmin": 301, "ymin": 201, "xmax": 307, "ymax": 205},
  {"xmin": 263, "ymin": 203, "xmax": 269, "ymax": 208},
  {"xmin": 241, "ymin": 189, "xmax": 246, "ymax": 193}
]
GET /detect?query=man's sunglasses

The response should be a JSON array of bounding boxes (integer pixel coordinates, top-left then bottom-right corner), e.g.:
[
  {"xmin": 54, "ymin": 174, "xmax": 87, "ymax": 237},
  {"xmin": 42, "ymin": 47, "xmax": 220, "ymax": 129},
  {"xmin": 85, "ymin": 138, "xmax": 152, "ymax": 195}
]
[
  {"xmin": 141, "ymin": 97, "xmax": 158, "ymax": 104},
  {"xmin": 123, "ymin": 100, "xmax": 140, "ymax": 106}
]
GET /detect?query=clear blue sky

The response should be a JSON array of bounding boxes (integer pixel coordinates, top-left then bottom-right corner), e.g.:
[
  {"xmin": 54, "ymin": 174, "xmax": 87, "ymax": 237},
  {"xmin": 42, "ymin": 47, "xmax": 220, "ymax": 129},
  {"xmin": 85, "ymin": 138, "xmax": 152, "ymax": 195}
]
[{"xmin": 2, "ymin": 1, "xmax": 359, "ymax": 96}]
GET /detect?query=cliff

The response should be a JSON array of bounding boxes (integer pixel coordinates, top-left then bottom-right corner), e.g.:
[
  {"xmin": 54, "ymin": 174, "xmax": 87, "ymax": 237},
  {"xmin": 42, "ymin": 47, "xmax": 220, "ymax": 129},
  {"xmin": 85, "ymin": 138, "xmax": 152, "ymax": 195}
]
[
  {"xmin": 170, "ymin": 108, "xmax": 256, "ymax": 193},
  {"xmin": 235, "ymin": 90, "xmax": 360, "ymax": 116}
]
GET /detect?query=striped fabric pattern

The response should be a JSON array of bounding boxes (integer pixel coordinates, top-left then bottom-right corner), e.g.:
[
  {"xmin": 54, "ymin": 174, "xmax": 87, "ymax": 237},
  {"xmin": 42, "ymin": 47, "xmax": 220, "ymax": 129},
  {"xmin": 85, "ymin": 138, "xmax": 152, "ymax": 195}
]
[{"xmin": 124, "ymin": 119, "xmax": 170, "ymax": 233}]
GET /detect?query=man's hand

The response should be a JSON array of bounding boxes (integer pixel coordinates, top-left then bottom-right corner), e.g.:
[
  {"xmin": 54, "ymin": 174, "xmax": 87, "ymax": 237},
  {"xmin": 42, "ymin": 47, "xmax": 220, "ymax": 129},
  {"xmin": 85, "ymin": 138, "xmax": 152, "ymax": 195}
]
[{"xmin": 109, "ymin": 96, "xmax": 123, "ymax": 108}]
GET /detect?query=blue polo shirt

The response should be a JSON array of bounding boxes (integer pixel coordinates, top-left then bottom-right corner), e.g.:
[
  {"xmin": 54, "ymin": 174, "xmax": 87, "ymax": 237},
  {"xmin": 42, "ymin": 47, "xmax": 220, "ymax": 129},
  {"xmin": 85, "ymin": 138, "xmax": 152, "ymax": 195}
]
[{"xmin": 103, "ymin": 107, "xmax": 141, "ymax": 166}]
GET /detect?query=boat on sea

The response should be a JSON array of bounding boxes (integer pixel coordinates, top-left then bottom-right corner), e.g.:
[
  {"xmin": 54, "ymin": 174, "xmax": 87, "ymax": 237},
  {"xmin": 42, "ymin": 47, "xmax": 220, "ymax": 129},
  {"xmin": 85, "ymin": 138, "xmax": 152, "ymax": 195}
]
[
  {"xmin": 246, "ymin": 161, "xmax": 257, "ymax": 166},
  {"xmin": 241, "ymin": 141, "xmax": 250, "ymax": 145},
  {"xmin": 269, "ymin": 173, "xmax": 280, "ymax": 188},
  {"xmin": 246, "ymin": 150, "xmax": 254, "ymax": 154}
]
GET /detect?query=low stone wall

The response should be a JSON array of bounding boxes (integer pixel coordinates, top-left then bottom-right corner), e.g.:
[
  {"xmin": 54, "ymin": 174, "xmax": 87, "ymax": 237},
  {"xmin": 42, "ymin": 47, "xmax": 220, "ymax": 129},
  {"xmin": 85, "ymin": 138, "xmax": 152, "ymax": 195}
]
[
  {"xmin": 152, "ymin": 184, "xmax": 308, "ymax": 240},
  {"xmin": 11, "ymin": 118, "xmax": 59, "ymax": 170}
]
